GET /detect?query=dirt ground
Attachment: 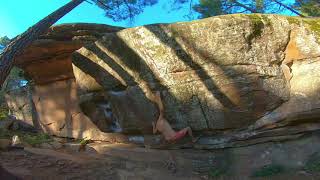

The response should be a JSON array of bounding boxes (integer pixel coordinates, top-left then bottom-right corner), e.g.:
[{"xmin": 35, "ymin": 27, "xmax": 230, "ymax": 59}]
[
  {"xmin": 1, "ymin": 141, "xmax": 320, "ymax": 180},
  {"xmin": 1, "ymin": 145, "xmax": 202, "ymax": 180}
]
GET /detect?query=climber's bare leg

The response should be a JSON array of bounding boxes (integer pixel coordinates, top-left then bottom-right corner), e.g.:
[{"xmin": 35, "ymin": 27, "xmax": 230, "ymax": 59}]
[
  {"xmin": 168, "ymin": 127, "xmax": 199, "ymax": 143},
  {"xmin": 185, "ymin": 127, "xmax": 199, "ymax": 143}
]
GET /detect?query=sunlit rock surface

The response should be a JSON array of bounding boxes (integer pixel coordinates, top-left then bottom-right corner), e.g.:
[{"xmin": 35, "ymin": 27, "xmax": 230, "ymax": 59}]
[
  {"xmin": 72, "ymin": 14, "xmax": 320, "ymax": 147},
  {"xmin": 72, "ymin": 15, "xmax": 316, "ymax": 126}
]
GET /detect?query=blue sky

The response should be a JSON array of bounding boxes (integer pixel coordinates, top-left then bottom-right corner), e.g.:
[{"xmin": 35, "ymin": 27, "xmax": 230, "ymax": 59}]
[
  {"xmin": 0, "ymin": 0, "xmax": 297, "ymax": 38},
  {"xmin": 0, "ymin": 0, "xmax": 195, "ymax": 38}
]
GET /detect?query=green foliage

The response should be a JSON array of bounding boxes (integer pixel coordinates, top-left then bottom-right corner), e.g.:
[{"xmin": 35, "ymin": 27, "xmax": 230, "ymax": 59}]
[
  {"xmin": 0, "ymin": 128, "xmax": 52, "ymax": 146},
  {"xmin": 192, "ymin": 0, "xmax": 270, "ymax": 19},
  {"xmin": 0, "ymin": 67, "xmax": 26, "ymax": 108},
  {"xmin": 303, "ymin": 18, "xmax": 320, "ymax": 41},
  {"xmin": 0, "ymin": 36, "xmax": 11, "ymax": 46},
  {"xmin": 206, "ymin": 151, "xmax": 232, "ymax": 179},
  {"xmin": 286, "ymin": 16, "xmax": 301, "ymax": 25},
  {"xmin": 286, "ymin": 17, "xmax": 320, "ymax": 41},
  {"xmin": 294, "ymin": 0, "xmax": 320, "ymax": 17},
  {"xmin": 23, "ymin": 133, "xmax": 53, "ymax": 146},
  {"xmin": 91, "ymin": 0, "xmax": 319, "ymax": 22},
  {"xmin": 192, "ymin": 0, "xmax": 268, "ymax": 18},
  {"xmin": 193, "ymin": 0, "xmax": 224, "ymax": 18},
  {"xmin": 255, "ymin": 0, "xmax": 265, "ymax": 13},
  {"xmin": 92, "ymin": 0, "xmax": 158, "ymax": 22},
  {"xmin": 252, "ymin": 164, "xmax": 285, "ymax": 177},
  {"xmin": 247, "ymin": 15, "xmax": 265, "ymax": 45},
  {"xmin": 305, "ymin": 152, "xmax": 320, "ymax": 172},
  {"xmin": 0, "ymin": 105, "xmax": 8, "ymax": 120},
  {"xmin": 208, "ymin": 166, "xmax": 227, "ymax": 178},
  {"xmin": 79, "ymin": 138, "xmax": 90, "ymax": 145},
  {"xmin": 187, "ymin": 0, "xmax": 320, "ymax": 19}
]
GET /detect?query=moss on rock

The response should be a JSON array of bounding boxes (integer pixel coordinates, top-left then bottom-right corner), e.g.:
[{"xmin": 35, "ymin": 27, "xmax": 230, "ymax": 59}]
[
  {"xmin": 245, "ymin": 14, "xmax": 274, "ymax": 46},
  {"xmin": 303, "ymin": 18, "xmax": 320, "ymax": 41},
  {"xmin": 248, "ymin": 14, "xmax": 265, "ymax": 42},
  {"xmin": 285, "ymin": 16, "xmax": 320, "ymax": 41},
  {"xmin": 286, "ymin": 16, "xmax": 301, "ymax": 25}
]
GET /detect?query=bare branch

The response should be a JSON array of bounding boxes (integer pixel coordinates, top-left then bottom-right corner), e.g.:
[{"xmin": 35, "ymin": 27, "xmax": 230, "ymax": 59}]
[
  {"xmin": 231, "ymin": 0, "xmax": 258, "ymax": 13},
  {"xmin": 95, "ymin": 0, "xmax": 112, "ymax": 10},
  {"xmin": 271, "ymin": 0, "xmax": 306, "ymax": 17}
]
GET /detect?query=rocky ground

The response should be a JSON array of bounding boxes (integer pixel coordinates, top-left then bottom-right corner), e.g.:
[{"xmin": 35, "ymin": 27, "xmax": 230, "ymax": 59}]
[
  {"xmin": 1, "ymin": 138, "xmax": 320, "ymax": 180},
  {"xmin": 1, "ymin": 144, "xmax": 201, "ymax": 180},
  {"xmin": 1, "ymin": 119, "xmax": 320, "ymax": 180}
]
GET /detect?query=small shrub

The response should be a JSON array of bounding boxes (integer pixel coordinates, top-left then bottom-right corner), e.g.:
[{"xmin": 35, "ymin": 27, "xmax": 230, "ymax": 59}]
[
  {"xmin": 79, "ymin": 139, "xmax": 89, "ymax": 145},
  {"xmin": 0, "ymin": 105, "xmax": 8, "ymax": 120},
  {"xmin": 305, "ymin": 152, "xmax": 320, "ymax": 172},
  {"xmin": 208, "ymin": 167, "xmax": 226, "ymax": 178},
  {"xmin": 22, "ymin": 133, "xmax": 53, "ymax": 146},
  {"xmin": 252, "ymin": 164, "xmax": 284, "ymax": 177},
  {"xmin": 0, "ymin": 128, "xmax": 52, "ymax": 146},
  {"xmin": 78, "ymin": 138, "xmax": 93, "ymax": 145}
]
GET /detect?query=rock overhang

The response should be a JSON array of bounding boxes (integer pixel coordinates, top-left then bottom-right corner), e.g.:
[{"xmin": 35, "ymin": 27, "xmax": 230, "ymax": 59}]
[{"xmin": 14, "ymin": 23, "xmax": 124, "ymax": 84}]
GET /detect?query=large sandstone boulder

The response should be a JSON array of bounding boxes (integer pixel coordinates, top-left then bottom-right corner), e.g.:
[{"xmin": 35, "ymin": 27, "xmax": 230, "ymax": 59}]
[{"xmin": 72, "ymin": 14, "xmax": 320, "ymax": 147}]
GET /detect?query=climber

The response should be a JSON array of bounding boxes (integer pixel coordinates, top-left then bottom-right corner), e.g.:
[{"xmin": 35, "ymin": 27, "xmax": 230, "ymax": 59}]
[{"xmin": 151, "ymin": 91, "xmax": 198, "ymax": 143}]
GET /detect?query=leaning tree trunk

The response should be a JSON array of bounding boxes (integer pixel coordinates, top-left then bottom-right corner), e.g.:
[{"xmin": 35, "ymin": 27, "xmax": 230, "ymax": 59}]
[{"xmin": 0, "ymin": 0, "xmax": 85, "ymax": 88}]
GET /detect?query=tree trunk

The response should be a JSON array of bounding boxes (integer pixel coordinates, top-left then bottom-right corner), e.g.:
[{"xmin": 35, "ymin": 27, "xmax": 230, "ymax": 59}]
[{"xmin": 0, "ymin": 0, "xmax": 85, "ymax": 88}]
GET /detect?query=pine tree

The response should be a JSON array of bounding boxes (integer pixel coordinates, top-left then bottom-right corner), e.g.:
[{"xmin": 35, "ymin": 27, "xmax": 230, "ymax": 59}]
[{"xmin": 294, "ymin": 0, "xmax": 320, "ymax": 17}]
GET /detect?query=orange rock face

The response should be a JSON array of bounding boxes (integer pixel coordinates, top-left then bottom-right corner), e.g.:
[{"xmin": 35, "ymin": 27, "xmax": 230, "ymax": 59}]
[{"xmin": 15, "ymin": 23, "xmax": 123, "ymax": 85}]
